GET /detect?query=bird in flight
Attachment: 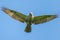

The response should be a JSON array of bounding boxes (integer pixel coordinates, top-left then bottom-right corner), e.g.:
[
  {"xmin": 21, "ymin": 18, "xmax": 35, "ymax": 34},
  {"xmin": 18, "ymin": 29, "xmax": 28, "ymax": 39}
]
[{"xmin": 2, "ymin": 7, "xmax": 57, "ymax": 33}]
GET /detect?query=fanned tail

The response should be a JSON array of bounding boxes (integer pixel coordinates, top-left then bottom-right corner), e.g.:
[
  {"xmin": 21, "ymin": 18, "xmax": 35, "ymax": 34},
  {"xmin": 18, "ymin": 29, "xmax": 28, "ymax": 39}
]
[{"xmin": 25, "ymin": 23, "xmax": 31, "ymax": 33}]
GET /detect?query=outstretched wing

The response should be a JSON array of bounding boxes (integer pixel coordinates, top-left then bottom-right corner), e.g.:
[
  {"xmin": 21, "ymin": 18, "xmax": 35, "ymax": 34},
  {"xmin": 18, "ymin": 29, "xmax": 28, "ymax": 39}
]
[
  {"xmin": 2, "ymin": 7, "xmax": 27, "ymax": 23},
  {"xmin": 32, "ymin": 15, "xmax": 57, "ymax": 24}
]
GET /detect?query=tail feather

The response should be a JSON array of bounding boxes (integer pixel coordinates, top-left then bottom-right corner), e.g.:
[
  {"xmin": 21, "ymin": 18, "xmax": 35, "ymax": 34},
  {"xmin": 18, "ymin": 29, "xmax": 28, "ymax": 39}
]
[{"xmin": 25, "ymin": 24, "xmax": 31, "ymax": 32}]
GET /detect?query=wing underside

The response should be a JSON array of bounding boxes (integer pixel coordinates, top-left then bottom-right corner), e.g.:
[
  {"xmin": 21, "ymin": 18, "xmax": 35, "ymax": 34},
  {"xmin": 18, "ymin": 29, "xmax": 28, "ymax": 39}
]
[
  {"xmin": 33, "ymin": 15, "xmax": 57, "ymax": 24},
  {"xmin": 2, "ymin": 7, "xmax": 27, "ymax": 23}
]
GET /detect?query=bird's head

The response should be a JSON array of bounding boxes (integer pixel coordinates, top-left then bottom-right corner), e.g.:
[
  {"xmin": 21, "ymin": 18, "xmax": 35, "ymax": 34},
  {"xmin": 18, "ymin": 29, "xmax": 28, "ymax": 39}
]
[
  {"xmin": 29, "ymin": 12, "xmax": 34, "ymax": 18},
  {"xmin": 29, "ymin": 12, "xmax": 32, "ymax": 16}
]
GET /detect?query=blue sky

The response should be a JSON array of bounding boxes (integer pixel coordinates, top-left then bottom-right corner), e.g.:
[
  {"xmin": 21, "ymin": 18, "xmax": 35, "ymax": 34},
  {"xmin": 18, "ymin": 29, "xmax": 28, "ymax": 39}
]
[{"xmin": 0, "ymin": 0, "xmax": 60, "ymax": 40}]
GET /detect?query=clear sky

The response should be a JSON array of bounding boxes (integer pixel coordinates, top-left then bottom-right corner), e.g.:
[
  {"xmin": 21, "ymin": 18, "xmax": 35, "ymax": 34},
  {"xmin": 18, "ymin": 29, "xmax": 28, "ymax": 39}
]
[{"xmin": 0, "ymin": 0, "xmax": 60, "ymax": 40}]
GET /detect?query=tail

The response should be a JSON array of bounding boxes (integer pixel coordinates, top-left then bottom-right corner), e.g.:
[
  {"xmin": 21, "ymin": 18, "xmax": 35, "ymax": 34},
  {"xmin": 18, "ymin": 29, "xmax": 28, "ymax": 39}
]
[{"xmin": 25, "ymin": 23, "xmax": 31, "ymax": 33}]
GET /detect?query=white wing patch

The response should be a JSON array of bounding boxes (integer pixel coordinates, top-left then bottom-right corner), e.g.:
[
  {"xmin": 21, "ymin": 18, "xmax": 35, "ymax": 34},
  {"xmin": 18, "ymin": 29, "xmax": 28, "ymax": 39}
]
[
  {"xmin": 47, "ymin": 16, "xmax": 55, "ymax": 21},
  {"xmin": 3, "ymin": 9, "xmax": 14, "ymax": 16}
]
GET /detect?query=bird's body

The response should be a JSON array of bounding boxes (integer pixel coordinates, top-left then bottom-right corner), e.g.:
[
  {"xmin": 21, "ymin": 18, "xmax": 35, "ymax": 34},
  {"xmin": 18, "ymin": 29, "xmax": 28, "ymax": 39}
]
[
  {"xmin": 25, "ymin": 12, "xmax": 34, "ymax": 32},
  {"xmin": 2, "ymin": 7, "xmax": 57, "ymax": 32}
]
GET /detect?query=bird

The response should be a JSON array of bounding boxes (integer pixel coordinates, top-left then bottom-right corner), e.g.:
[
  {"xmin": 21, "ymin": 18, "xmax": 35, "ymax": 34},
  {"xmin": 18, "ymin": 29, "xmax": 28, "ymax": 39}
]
[{"xmin": 2, "ymin": 7, "xmax": 57, "ymax": 33}]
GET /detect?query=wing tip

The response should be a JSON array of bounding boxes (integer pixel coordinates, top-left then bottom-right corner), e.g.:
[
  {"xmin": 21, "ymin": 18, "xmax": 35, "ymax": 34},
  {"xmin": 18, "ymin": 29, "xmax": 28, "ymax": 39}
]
[
  {"xmin": 1, "ymin": 7, "xmax": 7, "ymax": 12},
  {"xmin": 53, "ymin": 14, "xmax": 58, "ymax": 19},
  {"xmin": 1, "ymin": 7, "xmax": 10, "ymax": 11}
]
